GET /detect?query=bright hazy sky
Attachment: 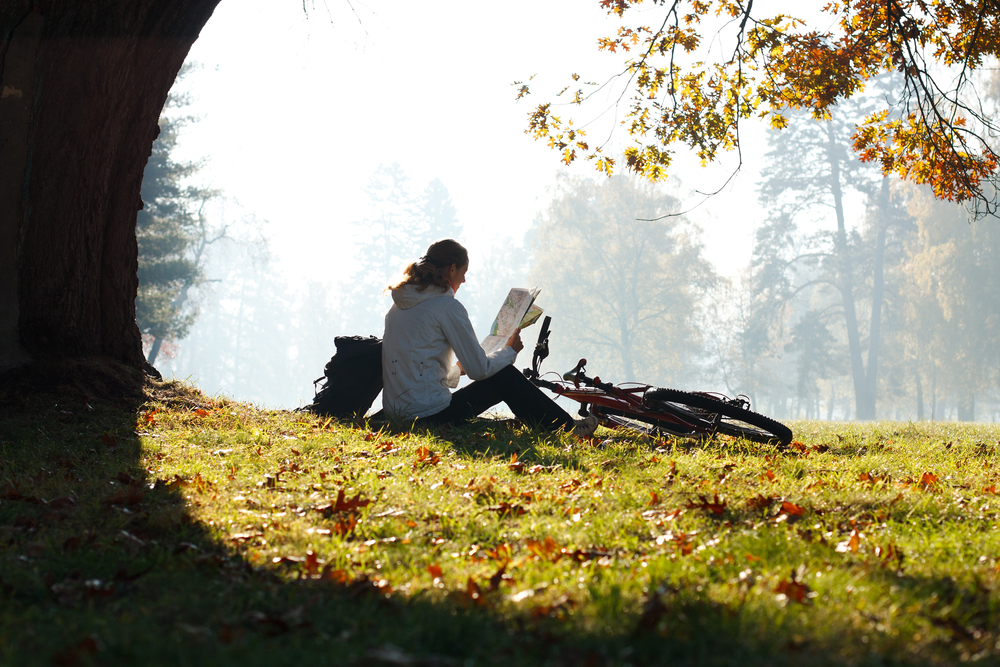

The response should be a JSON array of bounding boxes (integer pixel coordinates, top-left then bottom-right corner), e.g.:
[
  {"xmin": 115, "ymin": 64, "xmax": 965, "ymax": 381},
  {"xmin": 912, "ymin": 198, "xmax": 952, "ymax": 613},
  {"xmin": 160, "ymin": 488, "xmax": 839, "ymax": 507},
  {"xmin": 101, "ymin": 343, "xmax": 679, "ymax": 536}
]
[{"xmin": 173, "ymin": 0, "xmax": 803, "ymax": 286}]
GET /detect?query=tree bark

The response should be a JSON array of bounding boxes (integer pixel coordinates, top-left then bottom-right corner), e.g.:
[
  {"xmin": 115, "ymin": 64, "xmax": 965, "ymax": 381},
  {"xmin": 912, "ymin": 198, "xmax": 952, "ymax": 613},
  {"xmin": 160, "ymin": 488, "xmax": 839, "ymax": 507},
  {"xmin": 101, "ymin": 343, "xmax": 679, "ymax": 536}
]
[
  {"xmin": 147, "ymin": 335, "xmax": 163, "ymax": 365},
  {"xmin": 0, "ymin": 0, "xmax": 221, "ymax": 375},
  {"xmin": 860, "ymin": 177, "xmax": 890, "ymax": 420},
  {"xmin": 827, "ymin": 129, "xmax": 868, "ymax": 419}
]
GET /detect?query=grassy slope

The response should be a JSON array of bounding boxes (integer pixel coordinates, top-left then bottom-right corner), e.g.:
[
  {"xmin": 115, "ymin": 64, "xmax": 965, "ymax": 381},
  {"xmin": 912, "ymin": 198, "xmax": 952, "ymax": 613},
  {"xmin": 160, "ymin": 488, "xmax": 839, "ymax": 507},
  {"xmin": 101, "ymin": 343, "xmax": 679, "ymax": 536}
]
[{"xmin": 2, "ymin": 381, "xmax": 1000, "ymax": 666}]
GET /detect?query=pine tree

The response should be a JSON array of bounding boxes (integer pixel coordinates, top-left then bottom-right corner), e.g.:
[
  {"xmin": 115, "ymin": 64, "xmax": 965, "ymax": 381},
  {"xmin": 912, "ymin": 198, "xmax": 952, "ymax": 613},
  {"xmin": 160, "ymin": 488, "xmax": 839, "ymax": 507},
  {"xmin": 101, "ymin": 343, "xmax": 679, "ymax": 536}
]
[
  {"xmin": 136, "ymin": 70, "xmax": 215, "ymax": 365},
  {"xmin": 420, "ymin": 178, "xmax": 462, "ymax": 241},
  {"xmin": 347, "ymin": 164, "xmax": 464, "ymax": 334}
]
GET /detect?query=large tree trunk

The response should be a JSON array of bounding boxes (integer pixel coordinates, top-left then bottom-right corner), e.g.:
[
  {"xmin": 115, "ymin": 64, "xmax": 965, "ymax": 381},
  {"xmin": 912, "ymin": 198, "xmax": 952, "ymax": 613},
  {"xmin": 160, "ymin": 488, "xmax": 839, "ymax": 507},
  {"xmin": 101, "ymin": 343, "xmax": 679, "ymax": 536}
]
[{"xmin": 0, "ymin": 1, "xmax": 221, "ymax": 375}]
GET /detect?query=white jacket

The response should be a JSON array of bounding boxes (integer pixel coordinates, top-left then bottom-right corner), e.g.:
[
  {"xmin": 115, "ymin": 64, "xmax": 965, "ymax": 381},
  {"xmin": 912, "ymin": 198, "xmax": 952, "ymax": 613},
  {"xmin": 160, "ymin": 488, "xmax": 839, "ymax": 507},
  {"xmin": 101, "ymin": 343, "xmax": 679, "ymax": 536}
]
[{"xmin": 382, "ymin": 284, "xmax": 517, "ymax": 418}]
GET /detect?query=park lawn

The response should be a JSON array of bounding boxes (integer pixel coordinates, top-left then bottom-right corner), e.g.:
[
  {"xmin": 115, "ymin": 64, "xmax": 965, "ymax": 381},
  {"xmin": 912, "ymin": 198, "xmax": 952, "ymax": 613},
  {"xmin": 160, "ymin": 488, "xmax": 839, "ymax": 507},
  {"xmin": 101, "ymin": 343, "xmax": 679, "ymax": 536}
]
[{"xmin": 2, "ymin": 381, "xmax": 1000, "ymax": 666}]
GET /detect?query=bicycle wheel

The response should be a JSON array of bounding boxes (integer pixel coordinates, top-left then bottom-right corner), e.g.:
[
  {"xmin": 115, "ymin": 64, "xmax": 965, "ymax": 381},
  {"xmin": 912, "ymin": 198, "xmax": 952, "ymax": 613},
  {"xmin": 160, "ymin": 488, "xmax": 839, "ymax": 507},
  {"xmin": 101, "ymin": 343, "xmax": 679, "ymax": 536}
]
[{"xmin": 642, "ymin": 388, "xmax": 793, "ymax": 446}]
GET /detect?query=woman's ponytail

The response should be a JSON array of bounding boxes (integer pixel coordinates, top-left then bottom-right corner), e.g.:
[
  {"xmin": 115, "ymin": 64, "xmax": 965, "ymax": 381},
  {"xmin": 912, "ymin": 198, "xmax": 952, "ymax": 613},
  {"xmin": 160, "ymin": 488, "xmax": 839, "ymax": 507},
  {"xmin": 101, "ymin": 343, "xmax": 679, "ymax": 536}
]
[{"xmin": 387, "ymin": 239, "xmax": 469, "ymax": 292}]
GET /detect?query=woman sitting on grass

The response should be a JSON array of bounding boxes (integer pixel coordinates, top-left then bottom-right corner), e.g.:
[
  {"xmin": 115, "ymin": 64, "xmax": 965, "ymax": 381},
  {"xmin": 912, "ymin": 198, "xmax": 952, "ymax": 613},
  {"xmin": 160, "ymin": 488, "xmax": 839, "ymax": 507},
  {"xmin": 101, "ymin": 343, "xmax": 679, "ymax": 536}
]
[{"xmin": 381, "ymin": 238, "xmax": 598, "ymax": 436}]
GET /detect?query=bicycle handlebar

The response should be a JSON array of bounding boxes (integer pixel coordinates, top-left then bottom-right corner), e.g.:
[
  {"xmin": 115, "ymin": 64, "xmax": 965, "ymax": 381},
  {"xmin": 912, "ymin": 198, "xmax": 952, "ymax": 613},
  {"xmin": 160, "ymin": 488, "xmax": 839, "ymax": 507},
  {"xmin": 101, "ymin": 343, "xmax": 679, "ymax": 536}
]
[
  {"xmin": 523, "ymin": 318, "xmax": 615, "ymax": 393},
  {"xmin": 563, "ymin": 358, "xmax": 587, "ymax": 382}
]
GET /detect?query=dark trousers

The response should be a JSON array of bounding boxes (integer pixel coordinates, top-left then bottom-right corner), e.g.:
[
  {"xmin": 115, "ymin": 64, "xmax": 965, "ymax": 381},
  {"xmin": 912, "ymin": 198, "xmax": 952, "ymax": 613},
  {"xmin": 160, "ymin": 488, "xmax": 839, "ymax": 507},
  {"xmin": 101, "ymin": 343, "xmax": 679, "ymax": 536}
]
[{"xmin": 420, "ymin": 365, "xmax": 574, "ymax": 430}]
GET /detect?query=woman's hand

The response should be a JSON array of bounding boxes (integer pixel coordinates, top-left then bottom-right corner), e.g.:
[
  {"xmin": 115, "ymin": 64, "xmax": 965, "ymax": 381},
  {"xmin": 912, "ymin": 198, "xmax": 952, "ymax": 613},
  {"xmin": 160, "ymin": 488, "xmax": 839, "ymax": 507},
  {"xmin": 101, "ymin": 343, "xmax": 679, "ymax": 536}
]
[
  {"xmin": 506, "ymin": 328, "xmax": 524, "ymax": 353},
  {"xmin": 456, "ymin": 360, "xmax": 466, "ymax": 376}
]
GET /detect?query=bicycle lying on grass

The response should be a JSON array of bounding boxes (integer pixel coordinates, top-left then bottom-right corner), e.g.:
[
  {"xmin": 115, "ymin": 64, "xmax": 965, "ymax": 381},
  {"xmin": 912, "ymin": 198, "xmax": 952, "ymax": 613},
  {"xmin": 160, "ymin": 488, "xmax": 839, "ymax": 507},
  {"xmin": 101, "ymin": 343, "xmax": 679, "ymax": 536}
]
[{"xmin": 522, "ymin": 316, "xmax": 793, "ymax": 447}]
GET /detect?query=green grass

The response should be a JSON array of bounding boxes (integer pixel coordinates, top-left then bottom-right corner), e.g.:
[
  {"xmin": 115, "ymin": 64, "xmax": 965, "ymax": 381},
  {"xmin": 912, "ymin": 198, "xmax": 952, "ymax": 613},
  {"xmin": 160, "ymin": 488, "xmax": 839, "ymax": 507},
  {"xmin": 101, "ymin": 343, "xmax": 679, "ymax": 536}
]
[{"xmin": 2, "ymin": 380, "xmax": 1000, "ymax": 666}]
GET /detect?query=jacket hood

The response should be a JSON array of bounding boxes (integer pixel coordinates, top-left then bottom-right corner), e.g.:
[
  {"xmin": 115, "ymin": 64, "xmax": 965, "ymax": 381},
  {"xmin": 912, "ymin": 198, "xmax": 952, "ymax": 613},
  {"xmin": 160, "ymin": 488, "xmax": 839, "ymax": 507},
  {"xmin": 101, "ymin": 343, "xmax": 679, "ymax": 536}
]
[{"xmin": 390, "ymin": 283, "xmax": 453, "ymax": 310}]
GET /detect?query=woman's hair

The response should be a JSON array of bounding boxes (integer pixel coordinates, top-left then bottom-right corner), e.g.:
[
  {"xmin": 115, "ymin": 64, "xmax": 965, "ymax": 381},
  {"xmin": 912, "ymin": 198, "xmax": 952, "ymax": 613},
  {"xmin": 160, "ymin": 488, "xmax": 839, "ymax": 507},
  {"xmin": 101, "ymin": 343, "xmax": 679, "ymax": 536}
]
[{"xmin": 387, "ymin": 239, "xmax": 469, "ymax": 292}]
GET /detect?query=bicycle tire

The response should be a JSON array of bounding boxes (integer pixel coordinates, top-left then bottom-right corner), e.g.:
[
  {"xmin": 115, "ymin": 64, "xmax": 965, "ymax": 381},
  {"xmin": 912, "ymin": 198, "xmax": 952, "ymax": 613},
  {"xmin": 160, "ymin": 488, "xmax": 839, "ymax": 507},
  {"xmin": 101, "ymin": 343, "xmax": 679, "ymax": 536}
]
[{"xmin": 642, "ymin": 388, "xmax": 793, "ymax": 446}]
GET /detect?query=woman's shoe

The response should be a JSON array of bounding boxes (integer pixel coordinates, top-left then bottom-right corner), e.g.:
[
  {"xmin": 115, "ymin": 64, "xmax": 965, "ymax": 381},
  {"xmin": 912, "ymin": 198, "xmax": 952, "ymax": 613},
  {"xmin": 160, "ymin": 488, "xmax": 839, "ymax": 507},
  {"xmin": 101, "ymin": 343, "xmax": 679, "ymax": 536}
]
[{"xmin": 571, "ymin": 415, "xmax": 599, "ymax": 437}]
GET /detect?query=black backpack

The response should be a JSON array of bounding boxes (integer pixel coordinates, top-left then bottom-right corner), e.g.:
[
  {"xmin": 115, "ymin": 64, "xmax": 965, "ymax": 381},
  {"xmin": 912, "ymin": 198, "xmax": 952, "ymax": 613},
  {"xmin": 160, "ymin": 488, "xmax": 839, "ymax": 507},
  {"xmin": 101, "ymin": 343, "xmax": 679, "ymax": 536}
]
[{"xmin": 305, "ymin": 336, "xmax": 383, "ymax": 419}]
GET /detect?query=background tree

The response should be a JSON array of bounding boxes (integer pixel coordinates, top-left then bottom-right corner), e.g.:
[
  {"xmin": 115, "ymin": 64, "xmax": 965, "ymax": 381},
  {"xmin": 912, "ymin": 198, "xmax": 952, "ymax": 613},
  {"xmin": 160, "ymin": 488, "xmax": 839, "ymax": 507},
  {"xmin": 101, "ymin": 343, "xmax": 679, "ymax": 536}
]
[
  {"xmin": 896, "ymin": 184, "xmax": 1000, "ymax": 420},
  {"xmin": 527, "ymin": 174, "xmax": 715, "ymax": 387},
  {"xmin": 420, "ymin": 178, "xmax": 462, "ymax": 242},
  {"xmin": 750, "ymin": 102, "xmax": 913, "ymax": 419},
  {"xmin": 347, "ymin": 164, "xmax": 464, "ymax": 335},
  {"xmin": 785, "ymin": 312, "xmax": 838, "ymax": 419},
  {"xmin": 522, "ymin": 0, "xmax": 1000, "ymax": 215},
  {"xmin": 136, "ymin": 70, "xmax": 219, "ymax": 366}
]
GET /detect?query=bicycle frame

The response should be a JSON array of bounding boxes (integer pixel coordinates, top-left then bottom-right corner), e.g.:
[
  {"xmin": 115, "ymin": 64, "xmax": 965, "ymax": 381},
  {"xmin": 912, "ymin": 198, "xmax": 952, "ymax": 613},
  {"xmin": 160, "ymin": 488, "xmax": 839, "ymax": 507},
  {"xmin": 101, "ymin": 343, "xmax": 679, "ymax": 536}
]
[{"xmin": 522, "ymin": 317, "xmax": 711, "ymax": 434}]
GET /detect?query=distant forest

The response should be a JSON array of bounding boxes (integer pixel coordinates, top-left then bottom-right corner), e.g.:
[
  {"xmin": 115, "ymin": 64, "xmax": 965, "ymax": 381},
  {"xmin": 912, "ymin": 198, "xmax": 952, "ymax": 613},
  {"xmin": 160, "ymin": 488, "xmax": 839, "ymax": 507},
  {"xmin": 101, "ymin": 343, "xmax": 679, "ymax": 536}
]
[{"xmin": 142, "ymin": 89, "xmax": 1000, "ymax": 422}]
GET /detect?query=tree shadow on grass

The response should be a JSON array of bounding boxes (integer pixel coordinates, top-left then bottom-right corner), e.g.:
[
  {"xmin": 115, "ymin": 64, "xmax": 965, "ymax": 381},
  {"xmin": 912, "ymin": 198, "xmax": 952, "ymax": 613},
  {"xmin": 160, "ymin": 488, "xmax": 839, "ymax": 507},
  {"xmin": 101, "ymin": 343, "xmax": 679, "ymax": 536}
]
[{"xmin": 0, "ymin": 368, "xmax": 970, "ymax": 666}]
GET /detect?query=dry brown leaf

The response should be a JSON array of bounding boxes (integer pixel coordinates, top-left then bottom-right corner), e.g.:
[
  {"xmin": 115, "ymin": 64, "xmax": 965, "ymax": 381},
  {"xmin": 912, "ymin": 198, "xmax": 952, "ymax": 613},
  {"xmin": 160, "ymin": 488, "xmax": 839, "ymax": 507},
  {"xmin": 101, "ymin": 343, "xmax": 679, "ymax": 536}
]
[
  {"xmin": 686, "ymin": 493, "xmax": 727, "ymax": 515},
  {"xmin": 746, "ymin": 494, "xmax": 776, "ymax": 510},
  {"xmin": 835, "ymin": 529, "xmax": 861, "ymax": 554}
]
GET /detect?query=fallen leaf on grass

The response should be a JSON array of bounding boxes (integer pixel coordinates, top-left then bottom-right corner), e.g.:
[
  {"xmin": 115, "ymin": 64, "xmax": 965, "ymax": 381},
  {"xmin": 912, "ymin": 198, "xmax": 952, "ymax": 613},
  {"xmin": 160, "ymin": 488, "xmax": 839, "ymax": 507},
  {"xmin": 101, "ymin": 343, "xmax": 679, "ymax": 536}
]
[
  {"xmin": 448, "ymin": 577, "xmax": 487, "ymax": 608},
  {"xmin": 859, "ymin": 472, "xmax": 887, "ymax": 484},
  {"xmin": 655, "ymin": 531, "xmax": 695, "ymax": 555},
  {"xmin": 531, "ymin": 594, "xmax": 575, "ymax": 619},
  {"xmin": 303, "ymin": 550, "xmax": 322, "ymax": 576},
  {"xmin": 487, "ymin": 501, "xmax": 525, "ymax": 517},
  {"xmin": 488, "ymin": 563, "xmax": 512, "ymax": 591},
  {"xmin": 775, "ymin": 568, "xmax": 816, "ymax": 605},
  {"xmin": 776, "ymin": 501, "xmax": 806, "ymax": 523},
  {"xmin": 115, "ymin": 471, "xmax": 136, "ymax": 485},
  {"xmin": 52, "ymin": 635, "xmax": 102, "ymax": 666},
  {"xmin": 470, "ymin": 543, "xmax": 512, "ymax": 562},
  {"xmin": 902, "ymin": 472, "xmax": 939, "ymax": 491},
  {"xmin": 102, "ymin": 484, "xmax": 146, "ymax": 506},
  {"xmin": 508, "ymin": 452, "xmax": 526, "ymax": 474},
  {"xmin": 331, "ymin": 514, "xmax": 359, "ymax": 536},
  {"xmin": 314, "ymin": 489, "xmax": 371, "ymax": 515},
  {"xmin": 465, "ymin": 577, "xmax": 484, "ymax": 605},
  {"xmin": 558, "ymin": 479, "xmax": 583, "ymax": 494},
  {"xmin": 874, "ymin": 542, "xmax": 904, "ymax": 569},
  {"xmin": 746, "ymin": 494, "xmax": 776, "ymax": 510},
  {"xmin": 835, "ymin": 530, "xmax": 861, "ymax": 554},
  {"xmin": 413, "ymin": 446, "xmax": 440, "ymax": 468},
  {"xmin": 526, "ymin": 537, "xmax": 562, "ymax": 561},
  {"xmin": 686, "ymin": 494, "xmax": 727, "ymax": 515},
  {"xmin": 318, "ymin": 567, "xmax": 352, "ymax": 584}
]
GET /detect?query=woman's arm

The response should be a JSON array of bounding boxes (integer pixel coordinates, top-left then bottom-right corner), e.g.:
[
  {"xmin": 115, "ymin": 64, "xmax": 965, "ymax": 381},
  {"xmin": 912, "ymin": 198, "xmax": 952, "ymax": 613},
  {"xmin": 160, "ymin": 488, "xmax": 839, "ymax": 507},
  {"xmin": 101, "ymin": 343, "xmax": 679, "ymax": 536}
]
[
  {"xmin": 457, "ymin": 329, "xmax": 522, "ymax": 375},
  {"xmin": 440, "ymin": 300, "xmax": 517, "ymax": 382}
]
